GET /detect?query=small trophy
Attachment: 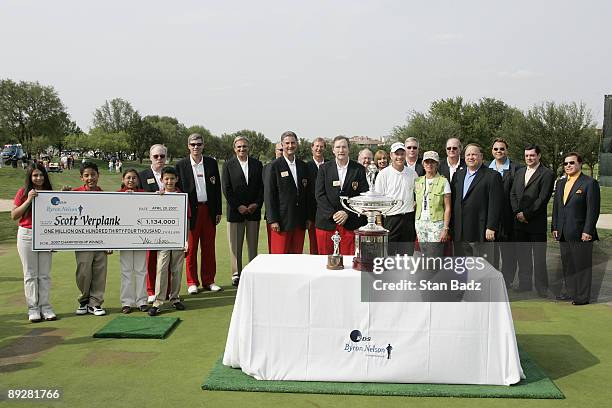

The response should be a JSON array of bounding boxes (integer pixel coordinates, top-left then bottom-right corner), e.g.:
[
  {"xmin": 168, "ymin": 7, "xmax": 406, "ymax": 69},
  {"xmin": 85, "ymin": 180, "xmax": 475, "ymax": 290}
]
[{"xmin": 326, "ymin": 231, "xmax": 344, "ymax": 270}]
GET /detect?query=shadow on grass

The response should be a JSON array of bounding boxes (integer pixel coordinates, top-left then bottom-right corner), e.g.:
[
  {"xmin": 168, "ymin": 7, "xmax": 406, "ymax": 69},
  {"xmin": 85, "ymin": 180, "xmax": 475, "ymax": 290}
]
[
  {"xmin": 181, "ymin": 288, "xmax": 237, "ymax": 311},
  {"xmin": 517, "ymin": 334, "xmax": 600, "ymax": 380}
]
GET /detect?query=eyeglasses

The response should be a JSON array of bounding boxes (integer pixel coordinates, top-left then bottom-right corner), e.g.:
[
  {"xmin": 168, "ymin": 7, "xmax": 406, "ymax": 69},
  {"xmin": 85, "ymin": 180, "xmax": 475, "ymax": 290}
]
[
  {"xmin": 152, "ymin": 154, "xmax": 166, "ymax": 159},
  {"xmin": 405, "ymin": 146, "xmax": 418, "ymax": 150},
  {"xmin": 189, "ymin": 143, "xmax": 203, "ymax": 147},
  {"xmin": 235, "ymin": 145, "xmax": 248, "ymax": 149},
  {"xmin": 493, "ymin": 147, "xmax": 505, "ymax": 152},
  {"xmin": 446, "ymin": 146, "xmax": 458, "ymax": 151},
  {"xmin": 563, "ymin": 161, "xmax": 576, "ymax": 166}
]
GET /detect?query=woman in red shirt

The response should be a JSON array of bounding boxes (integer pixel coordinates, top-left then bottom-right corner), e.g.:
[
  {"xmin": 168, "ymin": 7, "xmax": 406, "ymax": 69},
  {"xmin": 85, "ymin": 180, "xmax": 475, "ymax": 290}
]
[{"xmin": 11, "ymin": 163, "xmax": 55, "ymax": 322}]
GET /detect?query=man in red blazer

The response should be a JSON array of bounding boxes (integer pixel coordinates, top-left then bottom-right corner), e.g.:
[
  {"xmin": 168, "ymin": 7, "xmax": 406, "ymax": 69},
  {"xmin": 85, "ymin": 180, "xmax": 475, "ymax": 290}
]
[{"xmin": 175, "ymin": 134, "xmax": 223, "ymax": 294}]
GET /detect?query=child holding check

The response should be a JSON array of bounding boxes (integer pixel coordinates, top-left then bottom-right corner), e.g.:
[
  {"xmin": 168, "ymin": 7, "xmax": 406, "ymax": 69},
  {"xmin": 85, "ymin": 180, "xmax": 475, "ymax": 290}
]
[
  {"xmin": 117, "ymin": 168, "xmax": 148, "ymax": 314},
  {"xmin": 11, "ymin": 163, "xmax": 55, "ymax": 322},
  {"xmin": 148, "ymin": 167, "xmax": 188, "ymax": 316},
  {"xmin": 71, "ymin": 161, "xmax": 109, "ymax": 316}
]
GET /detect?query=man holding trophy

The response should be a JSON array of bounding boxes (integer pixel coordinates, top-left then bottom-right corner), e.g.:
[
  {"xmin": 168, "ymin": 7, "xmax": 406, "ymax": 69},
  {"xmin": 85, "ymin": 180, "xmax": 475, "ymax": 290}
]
[{"xmin": 315, "ymin": 136, "xmax": 368, "ymax": 255}]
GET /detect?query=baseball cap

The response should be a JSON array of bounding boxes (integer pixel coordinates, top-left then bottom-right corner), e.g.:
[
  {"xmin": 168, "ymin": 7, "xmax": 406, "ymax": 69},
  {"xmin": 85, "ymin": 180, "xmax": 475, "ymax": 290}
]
[
  {"xmin": 422, "ymin": 151, "xmax": 440, "ymax": 162},
  {"xmin": 390, "ymin": 142, "xmax": 405, "ymax": 153}
]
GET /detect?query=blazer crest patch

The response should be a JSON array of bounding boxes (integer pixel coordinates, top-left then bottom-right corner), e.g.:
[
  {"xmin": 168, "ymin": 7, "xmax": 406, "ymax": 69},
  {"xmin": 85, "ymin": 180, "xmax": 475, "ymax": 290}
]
[
  {"xmin": 209, "ymin": 176, "xmax": 216, "ymax": 184},
  {"xmin": 576, "ymin": 189, "xmax": 583, "ymax": 194},
  {"xmin": 302, "ymin": 178, "xmax": 308, "ymax": 187},
  {"xmin": 352, "ymin": 181, "xmax": 358, "ymax": 191}
]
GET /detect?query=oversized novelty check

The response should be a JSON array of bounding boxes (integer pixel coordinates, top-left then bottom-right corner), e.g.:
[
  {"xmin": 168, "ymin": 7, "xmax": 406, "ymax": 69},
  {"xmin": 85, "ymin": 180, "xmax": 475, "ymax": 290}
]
[{"xmin": 32, "ymin": 191, "xmax": 188, "ymax": 251}]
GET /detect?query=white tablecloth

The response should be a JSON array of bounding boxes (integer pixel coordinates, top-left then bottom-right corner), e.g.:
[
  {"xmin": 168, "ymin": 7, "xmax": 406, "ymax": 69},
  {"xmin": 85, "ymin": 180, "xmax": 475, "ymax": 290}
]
[{"xmin": 223, "ymin": 255, "xmax": 524, "ymax": 385}]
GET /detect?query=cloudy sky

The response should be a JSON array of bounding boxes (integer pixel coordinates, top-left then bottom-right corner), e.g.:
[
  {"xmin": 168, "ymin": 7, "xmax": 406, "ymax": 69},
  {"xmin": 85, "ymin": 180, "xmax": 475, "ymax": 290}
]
[{"xmin": 2, "ymin": 0, "xmax": 610, "ymax": 141}]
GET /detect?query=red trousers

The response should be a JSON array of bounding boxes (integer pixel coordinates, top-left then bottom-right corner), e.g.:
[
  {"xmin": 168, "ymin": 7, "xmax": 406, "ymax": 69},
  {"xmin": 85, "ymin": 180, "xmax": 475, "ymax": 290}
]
[
  {"xmin": 316, "ymin": 226, "xmax": 356, "ymax": 256},
  {"xmin": 269, "ymin": 227, "xmax": 305, "ymax": 254},
  {"xmin": 186, "ymin": 203, "xmax": 217, "ymax": 287},
  {"xmin": 307, "ymin": 223, "xmax": 318, "ymax": 255}
]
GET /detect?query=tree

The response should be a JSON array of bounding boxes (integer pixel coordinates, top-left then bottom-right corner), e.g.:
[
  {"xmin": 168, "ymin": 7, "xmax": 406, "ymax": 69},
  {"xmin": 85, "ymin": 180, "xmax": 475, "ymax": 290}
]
[
  {"xmin": 508, "ymin": 102, "xmax": 595, "ymax": 174},
  {"xmin": 579, "ymin": 128, "xmax": 601, "ymax": 177},
  {"xmin": 93, "ymin": 98, "xmax": 138, "ymax": 133},
  {"xmin": 0, "ymin": 79, "xmax": 70, "ymax": 154},
  {"xmin": 391, "ymin": 111, "xmax": 462, "ymax": 152},
  {"xmin": 128, "ymin": 116, "xmax": 162, "ymax": 163},
  {"xmin": 144, "ymin": 115, "xmax": 188, "ymax": 162}
]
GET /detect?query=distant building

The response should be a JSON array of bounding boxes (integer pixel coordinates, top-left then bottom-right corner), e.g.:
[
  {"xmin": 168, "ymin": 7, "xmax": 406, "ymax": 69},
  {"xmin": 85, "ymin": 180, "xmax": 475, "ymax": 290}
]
[{"xmin": 349, "ymin": 135, "xmax": 385, "ymax": 149}]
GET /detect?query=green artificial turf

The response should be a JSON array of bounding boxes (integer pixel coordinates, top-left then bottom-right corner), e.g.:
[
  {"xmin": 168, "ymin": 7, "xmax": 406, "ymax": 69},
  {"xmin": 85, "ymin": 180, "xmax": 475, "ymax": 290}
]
[
  {"xmin": 93, "ymin": 316, "xmax": 180, "ymax": 339},
  {"xmin": 202, "ymin": 349, "xmax": 563, "ymax": 399}
]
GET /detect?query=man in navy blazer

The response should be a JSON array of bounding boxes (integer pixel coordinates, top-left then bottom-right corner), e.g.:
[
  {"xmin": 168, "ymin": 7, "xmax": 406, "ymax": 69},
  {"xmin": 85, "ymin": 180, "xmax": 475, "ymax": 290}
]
[
  {"xmin": 175, "ymin": 133, "xmax": 222, "ymax": 294},
  {"xmin": 222, "ymin": 136, "xmax": 263, "ymax": 286},
  {"xmin": 488, "ymin": 138, "xmax": 523, "ymax": 288},
  {"xmin": 306, "ymin": 137, "xmax": 326, "ymax": 255},
  {"xmin": 439, "ymin": 137, "xmax": 466, "ymax": 182},
  {"xmin": 315, "ymin": 136, "xmax": 368, "ymax": 255},
  {"xmin": 139, "ymin": 144, "xmax": 168, "ymax": 302},
  {"xmin": 451, "ymin": 143, "xmax": 503, "ymax": 259},
  {"xmin": 265, "ymin": 131, "xmax": 310, "ymax": 254},
  {"xmin": 510, "ymin": 145, "xmax": 554, "ymax": 297},
  {"xmin": 552, "ymin": 152, "xmax": 600, "ymax": 305}
]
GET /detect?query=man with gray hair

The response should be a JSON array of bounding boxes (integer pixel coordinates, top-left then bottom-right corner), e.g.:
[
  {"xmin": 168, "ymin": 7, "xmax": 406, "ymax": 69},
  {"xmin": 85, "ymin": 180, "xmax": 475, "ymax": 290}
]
[
  {"xmin": 439, "ymin": 137, "xmax": 465, "ymax": 182},
  {"xmin": 357, "ymin": 148, "xmax": 373, "ymax": 168},
  {"xmin": 222, "ymin": 136, "xmax": 263, "ymax": 286},
  {"xmin": 140, "ymin": 144, "xmax": 168, "ymax": 302},
  {"xmin": 175, "ymin": 133, "xmax": 223, "ymax": 293},
  {"xmin": 404, "ymin": 137, "xmax": 424, "ymax": 176}
]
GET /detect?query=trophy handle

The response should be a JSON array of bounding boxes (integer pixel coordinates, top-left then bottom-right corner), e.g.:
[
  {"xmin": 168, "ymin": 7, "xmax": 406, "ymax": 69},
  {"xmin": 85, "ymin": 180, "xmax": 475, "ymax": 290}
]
[
  {"xmin": 383, "ymin": 199, "xmax": 404, "ymax": 216},
  {"xmin": 340, "ymin": 196, "xmax": 360, "ymax": 216}
]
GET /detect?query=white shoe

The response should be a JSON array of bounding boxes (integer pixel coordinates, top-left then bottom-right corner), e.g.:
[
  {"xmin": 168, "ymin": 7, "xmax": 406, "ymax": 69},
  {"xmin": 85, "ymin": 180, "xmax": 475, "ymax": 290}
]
[
  {"xmin": 28, "ymin": 310, "xmax": 42, "ymax": 323},
  {"xmin": 205, "ymin": 283, "xmax": 223, "ymax": 292},
  {"xmin": 187, "ymin": 285, "xmax": 199, "ymax": 295},
  {"xmin": 87, "ymin": 305, "xmax": 106, "ymax": 316},
  {"xmin": 42, "ymin": 310, "xmax": 57, "ymax": 321},
  {"xmin": 147, "ymin": 295, "xmax": 156, "ymax": 303},
  {"xmin": 75, "ymin": 303, "xmax": 88, "ymax": 315}
]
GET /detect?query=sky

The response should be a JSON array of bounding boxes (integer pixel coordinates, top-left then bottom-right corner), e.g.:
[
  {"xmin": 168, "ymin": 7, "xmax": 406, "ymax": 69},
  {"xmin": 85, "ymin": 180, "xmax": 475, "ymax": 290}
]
[{"xmin": 1, "ymin": 0, "xmax": 611, "ymax": 141}]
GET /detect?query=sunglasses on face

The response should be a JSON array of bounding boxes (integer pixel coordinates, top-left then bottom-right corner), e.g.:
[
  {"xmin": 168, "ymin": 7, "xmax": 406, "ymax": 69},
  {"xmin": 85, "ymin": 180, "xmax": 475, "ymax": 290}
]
[
  {"xmin": 446, "ymin": 146, "xmax": 458, "ymax": 151},
  {"xmin": 563, "ymin": 161, "xmax": 576, "ymax": 166},
  {"xmin": 493, "ymin": 147, "xmax": 506, "ymax": 152},
  {"xmin": 189, "ymin": 143, "xmax": 203, "ymax": 147},
  {"xmin": 152, "ymin": 154, "xmax": 166, "ymax": 159},
  {"xmin": 405, "ymin": 146, "xmax": 418, "ymax": 150}
]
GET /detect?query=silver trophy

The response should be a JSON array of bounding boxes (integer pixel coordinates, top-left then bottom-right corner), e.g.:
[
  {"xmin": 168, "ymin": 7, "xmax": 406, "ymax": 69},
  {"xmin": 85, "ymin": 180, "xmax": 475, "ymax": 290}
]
[{"xmin": 340, "ymin": 164, "xmax": 403, "ymax": 270}]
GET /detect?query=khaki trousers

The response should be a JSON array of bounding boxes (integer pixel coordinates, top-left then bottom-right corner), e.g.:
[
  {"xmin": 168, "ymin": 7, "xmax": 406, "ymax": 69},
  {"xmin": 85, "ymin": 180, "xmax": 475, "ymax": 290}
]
[
  {"xmin": 227, "ymin": 221, "xmax": 259, "ymax": 276},
  {"xmin": 153, "ymin": 250, "xmax": 184, "ymax": 307},
  {"xmin": 75, "ymin": 251, "xmax": 108, "ymax": 306}
]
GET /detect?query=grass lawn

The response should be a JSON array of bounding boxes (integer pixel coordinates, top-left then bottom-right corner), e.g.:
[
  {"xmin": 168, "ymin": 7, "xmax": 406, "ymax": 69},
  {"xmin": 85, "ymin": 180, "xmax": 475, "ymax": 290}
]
[{"xmin": 1, "ymin": 161, "xmax": 612, "ymax": 407}]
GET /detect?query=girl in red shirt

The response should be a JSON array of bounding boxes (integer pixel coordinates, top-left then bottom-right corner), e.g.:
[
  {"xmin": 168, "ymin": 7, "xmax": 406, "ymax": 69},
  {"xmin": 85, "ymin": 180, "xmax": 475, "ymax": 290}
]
[{"xmin": 11, "ymin": 163, "xmax": 55, "ymax": 322}]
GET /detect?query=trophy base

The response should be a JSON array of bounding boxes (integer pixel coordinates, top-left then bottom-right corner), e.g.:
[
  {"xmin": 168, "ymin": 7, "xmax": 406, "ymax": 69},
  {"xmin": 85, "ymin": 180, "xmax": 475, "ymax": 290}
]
[
  {"xmin": 353, "ymin": 229, "xmax": 388, "ymax": 272},
  {"xmin": 327, "ymin": 255, "xmax": 344, "ymax": 270}
]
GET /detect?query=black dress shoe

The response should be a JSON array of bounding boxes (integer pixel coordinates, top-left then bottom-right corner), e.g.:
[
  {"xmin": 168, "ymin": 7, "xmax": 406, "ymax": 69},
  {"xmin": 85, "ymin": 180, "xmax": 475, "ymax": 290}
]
[
  {"xmin": 172, "ymin": 302, "xmax": 186, "ymax": 310},
  {"xmin": 555, "ymin": 294, "xmax": 572, "ymax": 301},
  {"xmin": 572, "ymin": 300, "xmax": 590, "ymax": 306},
  {"xmin": 148, "ymin": 306, "xmax": 160, "ymax": 316}
]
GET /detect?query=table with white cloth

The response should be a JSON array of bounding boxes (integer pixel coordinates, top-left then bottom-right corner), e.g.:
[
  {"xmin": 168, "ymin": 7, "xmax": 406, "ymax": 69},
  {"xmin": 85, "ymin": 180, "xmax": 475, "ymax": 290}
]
[{"xmin": 223, "ymin": 255, "xmax": 524, "ymax": 385}]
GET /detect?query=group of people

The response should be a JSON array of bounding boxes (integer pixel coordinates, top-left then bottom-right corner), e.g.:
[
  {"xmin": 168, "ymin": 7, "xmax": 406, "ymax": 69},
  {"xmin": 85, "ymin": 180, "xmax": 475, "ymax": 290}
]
[{"xmin": 12, "ymin": 131, "xmax": 601, "ymax": 322}]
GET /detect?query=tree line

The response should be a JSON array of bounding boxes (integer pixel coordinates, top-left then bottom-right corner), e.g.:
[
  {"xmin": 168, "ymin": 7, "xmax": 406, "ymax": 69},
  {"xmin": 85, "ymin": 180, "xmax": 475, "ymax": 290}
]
[{"xmin": 0, "ymin": 79, "xmax": 602, "ymax": 174}]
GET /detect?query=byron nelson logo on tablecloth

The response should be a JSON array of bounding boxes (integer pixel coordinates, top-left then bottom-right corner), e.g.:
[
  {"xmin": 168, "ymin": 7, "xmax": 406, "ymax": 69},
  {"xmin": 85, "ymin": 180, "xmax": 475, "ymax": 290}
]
[{"xmin": 344, "ymin": 330, "xmax": 393, "ymax": 359}]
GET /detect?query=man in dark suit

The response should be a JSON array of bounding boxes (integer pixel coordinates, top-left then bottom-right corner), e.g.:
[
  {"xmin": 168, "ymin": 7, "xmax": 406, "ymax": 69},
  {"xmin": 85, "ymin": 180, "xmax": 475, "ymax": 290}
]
[
  {"xmin": 552, "ymin": 152, "xmax": 600, "ymax": 305},
  {"xmin": 404, "ymin": 137, "xmax": 425, "ymax": 176},
  {"xmin": 222, "ymin": 136, "xmax": 264, "ymax": 286},
  {"xmin": 315, "ymin": 136, "xmax": 368, "ymax": 255},
  {"xmin": 489, "ymin": 138, "xmax": 523, "ymax": 288},
  {"xmin": 175, "ymin": 133, "xmax": 223, "ymax": 294},
  {"xmin": 451, "ymin": 143, "xmax": 503, "ymax": 258},
  {"xmin": 265, "ymin": 131, "xmax": 310, "ymax": 254},
  {"xmin": 510, "ymin": 145, "xmax": 554, "ymax": 297},
  {"xmin": 139, "ymin": 144, "xmax": 168, "ymax": 302},
  {"xmin": 306, "ymin": 137, "xmax": 326, "ymax": 255},
  {"xmin": 263, "ymin": 143, "xmax": 283, "ymax": 252},
  {"xmin": 439, "ymin": 137, "xmax": 466, "ymax": 182}
]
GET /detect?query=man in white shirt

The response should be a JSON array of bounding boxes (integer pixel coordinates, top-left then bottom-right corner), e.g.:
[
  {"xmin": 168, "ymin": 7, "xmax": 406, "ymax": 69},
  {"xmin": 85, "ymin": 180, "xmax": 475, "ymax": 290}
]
[
  {"xmin": 439, "ymin": 137, "xmax": 466, "ymax": 182},
  {"xmin": 306, "ymin": 137, "xmax": 326, "ymax": 254},
  {"xmin": 139, "ymin": 144, "xmax": 168, "ymax": 302},
  {"xmin": 404, "ymin": 137, "xmax": 424, "ymax": 176},
  {"xmin": 375, "ymin": 142, "xmax": 418, "ymax": 255},
  {"xmin": 222, "ymin": 136, "xmax": 263, "ymax": 286},
  {"xmin": 175, "ymin": 134, "xmax": 223, "ymax": 293}
]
